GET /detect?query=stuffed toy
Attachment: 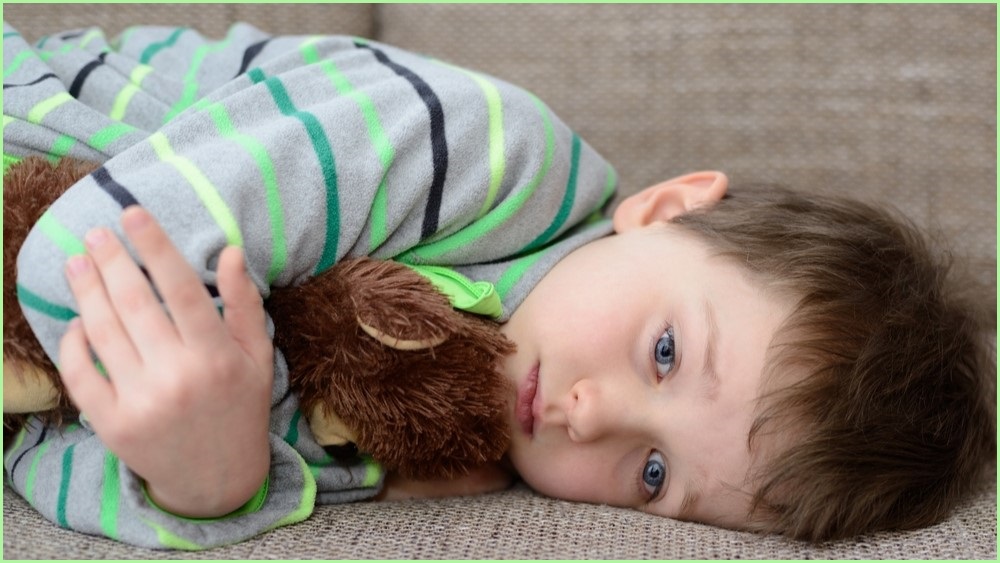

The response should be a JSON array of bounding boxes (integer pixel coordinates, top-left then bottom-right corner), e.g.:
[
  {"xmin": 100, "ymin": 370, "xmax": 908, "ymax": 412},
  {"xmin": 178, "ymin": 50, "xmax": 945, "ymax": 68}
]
[{"xmin": 3, "ymin": 156, "xmax": 514, "ymax": 481}]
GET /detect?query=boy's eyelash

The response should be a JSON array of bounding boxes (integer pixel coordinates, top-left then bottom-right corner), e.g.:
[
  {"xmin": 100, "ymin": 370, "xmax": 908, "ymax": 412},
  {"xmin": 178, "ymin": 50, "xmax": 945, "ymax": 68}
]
[
  {"xmin": 637, "ymin": 449, "xmax": 668, "ymax": 506},
  {"xmin": 649, "ymin": 318, "xmax": 676, "ymax": 379}
]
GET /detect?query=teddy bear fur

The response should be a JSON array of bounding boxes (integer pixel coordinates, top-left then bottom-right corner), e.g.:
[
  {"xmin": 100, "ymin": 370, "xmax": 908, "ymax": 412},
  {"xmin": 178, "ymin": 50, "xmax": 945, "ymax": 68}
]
[{"xmin": 3, "ymin": 156, "xmax": 513, "ymax": 480}]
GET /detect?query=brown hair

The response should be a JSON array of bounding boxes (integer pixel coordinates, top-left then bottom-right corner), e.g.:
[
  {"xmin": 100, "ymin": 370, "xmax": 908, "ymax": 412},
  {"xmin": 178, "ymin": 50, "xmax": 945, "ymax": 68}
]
[{"xmin": 670, "ymin": 185, "xmax": 996, "ymax": 541}]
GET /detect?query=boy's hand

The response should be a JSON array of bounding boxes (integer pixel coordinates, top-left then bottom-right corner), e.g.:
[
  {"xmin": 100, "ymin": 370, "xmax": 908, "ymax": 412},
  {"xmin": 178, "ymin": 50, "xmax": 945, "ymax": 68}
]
[{"xmin": 58, "ymin": 206, "xmax": 274, "ymax": 518}]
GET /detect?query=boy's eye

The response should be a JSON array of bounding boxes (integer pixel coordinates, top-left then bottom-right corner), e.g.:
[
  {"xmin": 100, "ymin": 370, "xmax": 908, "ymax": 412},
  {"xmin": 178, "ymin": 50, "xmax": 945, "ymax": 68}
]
[
  {"xmin": 641, "ymin": 450, "xmax": 667, "ymax": 499},
  {"xmin": 653, "ymin": 326, "xmax": 676, "ymax": 378}
]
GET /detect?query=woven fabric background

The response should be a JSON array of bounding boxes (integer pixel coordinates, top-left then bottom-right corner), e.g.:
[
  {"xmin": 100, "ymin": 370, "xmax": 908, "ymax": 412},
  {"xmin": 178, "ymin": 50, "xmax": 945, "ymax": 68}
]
[
  {"xmin": 379, "ymin": 4, "xmax": 997, "ymax": 314},
  {"xmin": 2, "ymin": 3, "xmax": 996, "ymax": 559},
  {"xmin": 3, "ymin": 3, "xmax": 375, "ymax": 42},
  {"xmin": 3, "ymin": 479, "xmax": 996, "ymax": 559}
]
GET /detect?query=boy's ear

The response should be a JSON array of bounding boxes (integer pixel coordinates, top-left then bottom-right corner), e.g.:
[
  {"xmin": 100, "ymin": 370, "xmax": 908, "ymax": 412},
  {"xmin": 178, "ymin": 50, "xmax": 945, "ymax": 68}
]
[{"xmin": 612, "ymin": 171, "xmax": 728, "ymax": 232}]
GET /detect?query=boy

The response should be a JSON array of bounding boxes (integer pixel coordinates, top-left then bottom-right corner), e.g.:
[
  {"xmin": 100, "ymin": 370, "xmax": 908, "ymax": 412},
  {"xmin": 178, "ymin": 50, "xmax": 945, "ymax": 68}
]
[{"xmin": 4, "ymin": 22, "xmax": 994, "ymax": 548}]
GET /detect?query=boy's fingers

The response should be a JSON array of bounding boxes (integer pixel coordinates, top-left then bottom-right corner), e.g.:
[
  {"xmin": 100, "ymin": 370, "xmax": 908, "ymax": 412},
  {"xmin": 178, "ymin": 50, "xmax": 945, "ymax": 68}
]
[
  {"xmin": 119, "ymin": 206, "xmax": 223, "ymax": 341},
  {"xmin": 64, "ymin": 253, "xmax": 140, "ymax": 379},
  {"xmin": 58, "ymin": 318, "xmax": 116, "ymax": 423},
  {"xmin": 81, "ymin": 225, "xmax": 178, "ymax": 358},
  {"xmin": 217, "ymin": 246, "xmax": 272, "ymax": 368}
]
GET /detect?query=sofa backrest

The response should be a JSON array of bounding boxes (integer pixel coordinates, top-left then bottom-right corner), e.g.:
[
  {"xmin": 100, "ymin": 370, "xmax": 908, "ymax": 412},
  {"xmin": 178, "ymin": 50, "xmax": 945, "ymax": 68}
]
[{"xmin": 6, "ymin": 4, "xmax": 995, "ymax": 317}]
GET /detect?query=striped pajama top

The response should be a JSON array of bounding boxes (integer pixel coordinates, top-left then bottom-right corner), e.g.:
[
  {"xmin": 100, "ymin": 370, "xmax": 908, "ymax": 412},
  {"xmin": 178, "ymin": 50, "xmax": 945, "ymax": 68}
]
[{"xmin": 2, "ymin": 22, "xmax": 617, "ymax": 549}]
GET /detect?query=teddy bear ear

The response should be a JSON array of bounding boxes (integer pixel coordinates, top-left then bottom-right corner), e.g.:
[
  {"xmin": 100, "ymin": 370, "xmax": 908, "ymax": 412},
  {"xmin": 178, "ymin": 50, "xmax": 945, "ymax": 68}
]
[
  {"xmin": 356, "ymin": 317, "xmax": 447, "ymax": 350},
  {"xmin": 340, "ymin": 258, "xmax": 462, "ymax": 349}
]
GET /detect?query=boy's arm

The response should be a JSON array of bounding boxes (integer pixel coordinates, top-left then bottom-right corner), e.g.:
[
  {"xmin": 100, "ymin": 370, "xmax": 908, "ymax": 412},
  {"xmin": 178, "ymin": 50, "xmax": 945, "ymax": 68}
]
[
  {"xmin": 5, "ymin": 207, "xmax": 317, "ymax": 549},
  {"xmin": 4, "ymin": 423, "xmax": 316, "ymax": 550},
  {"xmin": 57, "ymin": 206, "xmax": 272, "ymax": 517}
]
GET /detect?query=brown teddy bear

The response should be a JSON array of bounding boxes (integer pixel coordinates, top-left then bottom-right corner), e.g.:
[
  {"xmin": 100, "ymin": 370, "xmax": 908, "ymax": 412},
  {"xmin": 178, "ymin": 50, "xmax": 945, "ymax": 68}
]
[{"xmin": 3, "ymin": 156, "xmax": 514, "ymax": 481}]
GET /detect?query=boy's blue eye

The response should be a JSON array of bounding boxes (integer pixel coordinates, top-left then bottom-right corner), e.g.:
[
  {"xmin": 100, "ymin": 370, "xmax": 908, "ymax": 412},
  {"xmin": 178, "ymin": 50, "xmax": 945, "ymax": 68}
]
[
  {"xmin": 654, "ymin": 326, "xmax": 675, "ymax": 378},
  {"xmin": 642, "ymin": 451, "xmax": 667, "ymax": 498}
]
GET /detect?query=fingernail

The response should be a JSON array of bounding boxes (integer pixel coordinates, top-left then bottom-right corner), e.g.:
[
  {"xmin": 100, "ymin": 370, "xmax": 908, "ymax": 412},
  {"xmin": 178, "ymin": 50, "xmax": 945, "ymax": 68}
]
[
  {"xmin": 122, "ymin": 207, "xmax": 150, "ymax": 231},
  {"xmin": 84, "ymin": 228, "xmax": 108, "ymax": 249},
  {"xmin": 66, "ymin": 255, "xmax": 89, "ymax": 278}
]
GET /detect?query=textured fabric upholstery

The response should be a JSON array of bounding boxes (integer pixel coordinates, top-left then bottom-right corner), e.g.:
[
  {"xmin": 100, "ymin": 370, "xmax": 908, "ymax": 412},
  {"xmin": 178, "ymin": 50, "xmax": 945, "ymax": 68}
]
[
  {"xmin": 3, "ymin": 3, "xmax": 995, "ymax": 559},
  {"xmin": 379, "ymin": 4, "xmax": 997, "ymax": 308}
]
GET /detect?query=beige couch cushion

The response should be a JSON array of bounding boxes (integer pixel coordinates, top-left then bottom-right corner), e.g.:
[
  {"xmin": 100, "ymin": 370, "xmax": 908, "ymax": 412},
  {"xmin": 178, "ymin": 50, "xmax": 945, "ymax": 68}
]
[
  {"xmin": 3, "ymin": 3, "xmax": 374, "ymax": 43},
  {"xmin": 380, "ymin": 4, "xmax": 997, "ymax": 312},
  {"xmin": 4, "ymin": 479, "xmax": 996, "ymax": 558}
]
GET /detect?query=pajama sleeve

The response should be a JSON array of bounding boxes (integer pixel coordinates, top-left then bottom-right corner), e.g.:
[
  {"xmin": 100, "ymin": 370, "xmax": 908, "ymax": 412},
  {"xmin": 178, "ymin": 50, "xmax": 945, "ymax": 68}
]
[
  {"xmin": 3, "ymin": 421, "xmax": 316, "ymax": 550},
  {"xmin": 5, "ymin": 20, "xmax": 616, "ymax": 549}
]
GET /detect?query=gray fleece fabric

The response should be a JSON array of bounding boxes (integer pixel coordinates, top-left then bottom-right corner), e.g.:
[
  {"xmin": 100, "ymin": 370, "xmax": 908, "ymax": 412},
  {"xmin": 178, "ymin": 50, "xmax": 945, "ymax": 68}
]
[{"xmin": 2, "ymin": 22, "xmax": 617, "ymax": 549}]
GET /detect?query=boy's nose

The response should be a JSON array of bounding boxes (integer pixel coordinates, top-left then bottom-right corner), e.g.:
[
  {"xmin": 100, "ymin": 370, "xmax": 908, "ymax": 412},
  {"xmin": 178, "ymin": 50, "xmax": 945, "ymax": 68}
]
[{"xmin": 563, "ymin": 378, "xmax": 633, "ymax": 443}]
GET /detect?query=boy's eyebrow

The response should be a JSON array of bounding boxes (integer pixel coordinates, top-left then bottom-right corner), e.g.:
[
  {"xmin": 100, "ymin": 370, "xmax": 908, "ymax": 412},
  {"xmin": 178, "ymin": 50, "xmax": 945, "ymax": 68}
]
[{"xmin": 702, "ymin": 300, "xmax": 721, "ymax": 401}]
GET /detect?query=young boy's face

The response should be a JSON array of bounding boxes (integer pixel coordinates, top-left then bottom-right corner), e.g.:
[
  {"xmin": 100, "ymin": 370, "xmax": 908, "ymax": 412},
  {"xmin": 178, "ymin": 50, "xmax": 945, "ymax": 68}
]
[{"xmin": 499, "ymin": 172, "xmax": 793, "ymax": 529}]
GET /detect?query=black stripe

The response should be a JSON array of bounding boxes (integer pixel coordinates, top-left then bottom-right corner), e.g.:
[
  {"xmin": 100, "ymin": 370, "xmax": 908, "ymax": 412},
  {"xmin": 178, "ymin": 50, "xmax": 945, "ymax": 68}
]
[
  {"xmin": 59, "ymin": 31, "xmax": 85, "ymax": 41},
  {"xmin": 236, "ymin": 38, "xmax": 271, "ymax": 78},
  {"xmin": 92, "ymin": 166, "xmax": 139, "ymax": 209},
  {"xmin": 90, "ymin": 168, "xmax": 220, "ymax": 299},
  {"xmin": 3, "ymin": 73, "xmax": 58, "ymax": 89},
  {"xmin": 67, "ymin": 52, "xmax": 108, "ymax": 99},
  {"xmin": 9, "ymin": 425, "xmax": 46, "ymax": 479},
  {"xmin": 205, "ymin": 283, "xmax": 220, "ymax": 299},
  {"xmin": 355, "ymin": 42, "xmax": 448, "ymax": 239}
]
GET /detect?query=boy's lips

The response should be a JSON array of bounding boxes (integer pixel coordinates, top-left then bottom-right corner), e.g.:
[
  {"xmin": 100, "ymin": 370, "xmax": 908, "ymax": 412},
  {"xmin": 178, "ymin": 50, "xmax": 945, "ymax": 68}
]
[{"xmin": 515, "ymin": 363, "xmax": 540, "ymax": 437}]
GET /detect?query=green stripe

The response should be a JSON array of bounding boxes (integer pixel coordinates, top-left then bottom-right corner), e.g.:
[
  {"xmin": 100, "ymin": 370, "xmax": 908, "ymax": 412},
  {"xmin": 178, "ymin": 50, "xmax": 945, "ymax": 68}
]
[
  {"xmin": 140, "ymin": 27, "xmax": 186, "ymax": 65},
  {"xmin": 306, "ymin": 451, "xmax": 335, "ymax": 481},
  {"xmin": 37, "ymin": 211, "xmax": 87, "ymax": 256},
  {"xmin": 362, "ymin": 456, "xmax": 383, "ymax": 487},
  {"xmin": 100, "ymin": 452, "xmax": 120, "ymax": 540},
  {"xmin": 268, "ymin": 454, "xmax": 316, "ymax": 531},
  {"xmin": 148, "ymin": 132, "xmax": 243, "ymax": 247},
  {"xmin": 24, "ymin": 441, "xmax": 53, "ymax": 506},
  {"xmin": 163, "ymin": 29, "xmax": 234, "ymax": 123},
  {"xmin": 440, "ymin": 63, "xmax": 506, "ymax": 218},
  {"xmin": 38, "ymin": 44, "xmax": 73, "ymax": 63},
  {"xmin": 3, "ymin": 31, "xmax": 21, "ymax": 39},
  {"xmin": 17, "ymin": 284, "xmax": 78, "ymax": 321},
  {"xmin": 27, "ymin": 92, "xmax": 73, "ymax": 123},
  {"xmin": 583, "ymin": 166, "xmax": 618, "ymax": 224},
  {"xmin": 523, "ymin": 133, "xmax": 580, "ymax": 251},
  {"xmin": 56, "ymin": 444, "xmax": 76, "ymax": 528},
  {"xmin": 303, "ymin": 42, "xmax": 396, "ymax": 252},
  {"xmin": 140, "ymin": 518, "xmax": 203, "ymax": 550},
  {"xmin": 496, "ymin": 249, "xmax": 546, "ymax": 300},
  {"xmin": 205, "ymin": 102, "xmax": 288, "ymax": 283},
  {"xmin": 88, "ymin": 123, "xmax": 136, "ymax": 152},
  {"xmin": 3, "ymin": 50, "xmax": 36, "ymax": 79},
  {"xmin": 109, "ymin": 65, "xmax": 153, "ymax": 121},
  {"xmin": 4, "ymin": 152, "xmax": 23, "ymax": 175},
  {"xmin": 371, "ymin": 180, "xmax": 389, "ymax": 252},
  {"xmin": 400, "ymin": 94, "xmax": 554, "ymax": 263},
  {"xmin": 115, "ymin": 27, "xmax": 139, "ymax": 51},
  {"xmin": 3, "ymin": 427, "xmax": 28, "ymax": 467},
  {"xmin": 284, "ymin": 409, "xmax": 301, "ymax": 446},
  {"xmin": 78, "ymin": 29, "xmax": 103, "ymax": 49},
  {"xmin": 190, "ymin": 97, "xmax": 213, "ymax": 113},
  {"xmin": 47, "ymin": 134, "xmax": 76, "ymax": 164},
  {"xmin": 249, "ymin": 68, "xmax": 340, "ymax": 273},
  {"xmin": 140, "ymin": 474, "xmax": 269, "ymax": 522},
  {"xmin": 600, "ymin": 164, "xmax": 617, "ymax": 209}
]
